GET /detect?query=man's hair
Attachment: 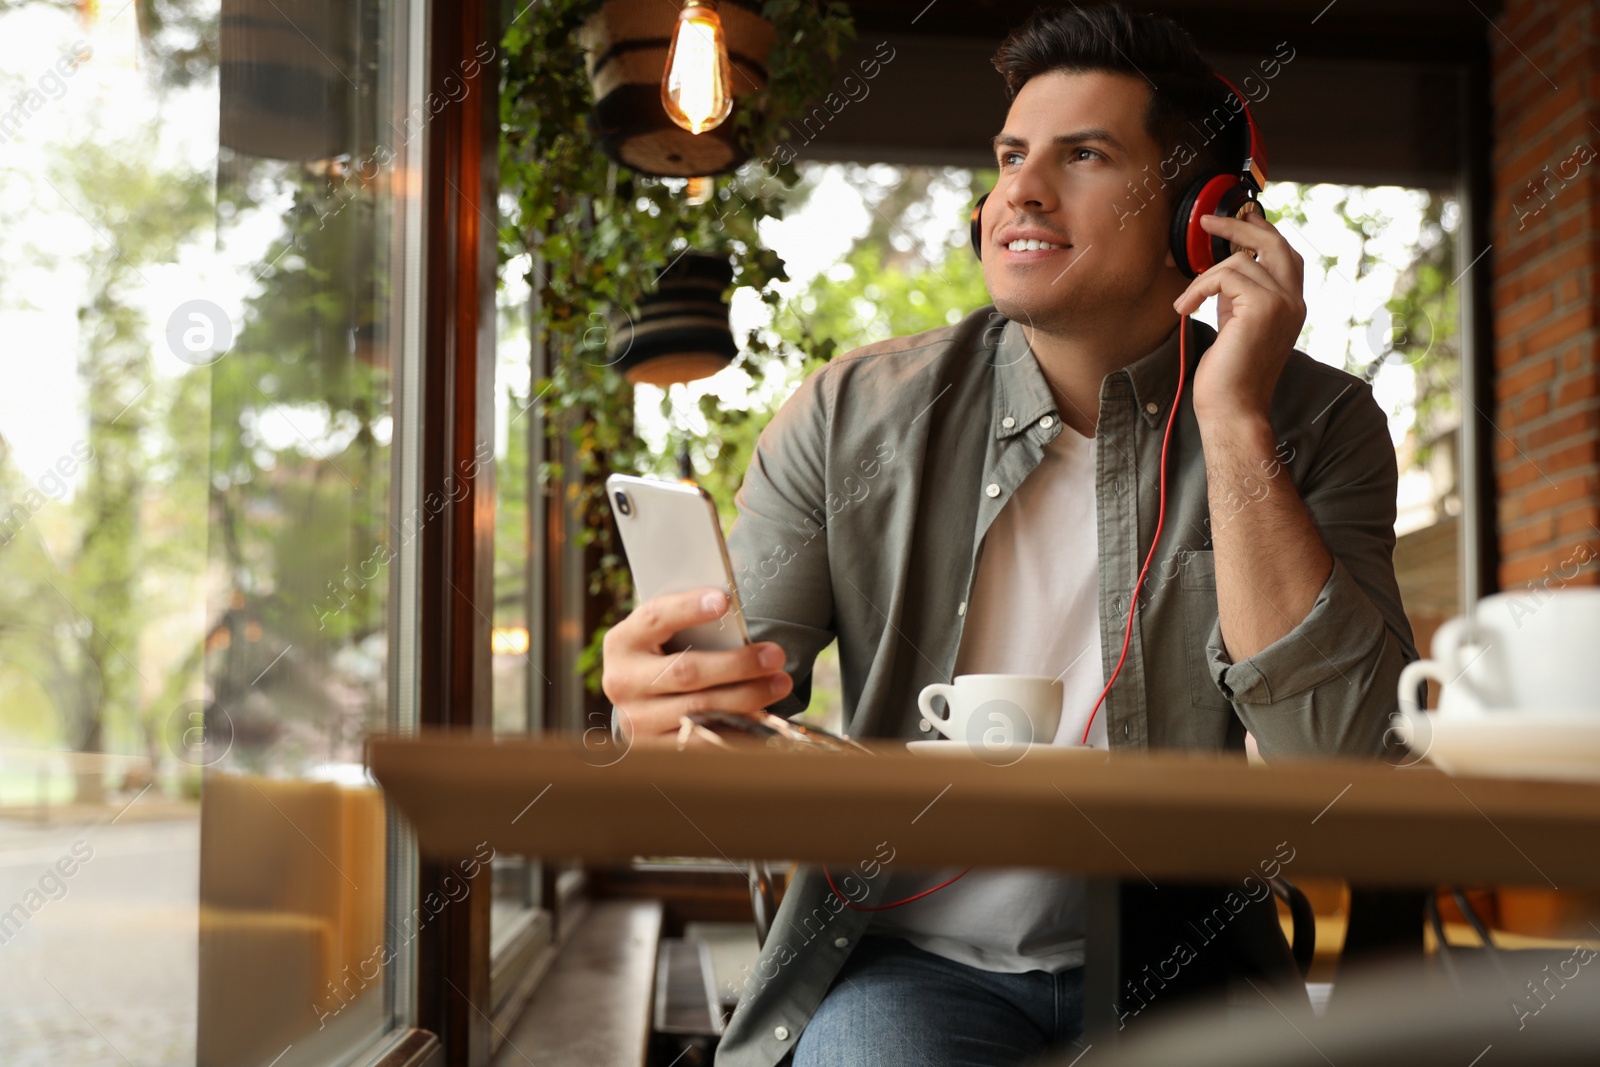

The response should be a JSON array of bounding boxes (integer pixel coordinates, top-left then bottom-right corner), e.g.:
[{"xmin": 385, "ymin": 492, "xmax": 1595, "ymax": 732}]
[{"xmin": 991, "ymin": 3, "xmax": 1246, "ymax": 210}]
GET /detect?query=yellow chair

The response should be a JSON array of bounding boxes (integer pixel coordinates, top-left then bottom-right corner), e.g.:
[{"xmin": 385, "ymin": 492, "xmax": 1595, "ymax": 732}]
[{"xmin": 197, "ymin": 773, "xmax": 386, "ymax": 1067}]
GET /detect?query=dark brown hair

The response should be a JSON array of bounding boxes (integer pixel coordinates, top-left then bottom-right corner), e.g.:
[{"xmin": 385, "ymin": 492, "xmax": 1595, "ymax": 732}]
[{"xmin": 991, "ymin": 3, "xmax": 1246, "ymax": 209}]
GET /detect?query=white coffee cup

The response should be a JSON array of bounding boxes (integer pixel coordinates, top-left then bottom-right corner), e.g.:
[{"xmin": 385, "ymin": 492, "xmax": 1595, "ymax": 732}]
[
  {"xmin": 917, "ymin": 674, "xmax": 1063, "ymax": 748},
  {"xmin": 1398, "ymin": 588, "xmax": 1600, "ymax": 717}
]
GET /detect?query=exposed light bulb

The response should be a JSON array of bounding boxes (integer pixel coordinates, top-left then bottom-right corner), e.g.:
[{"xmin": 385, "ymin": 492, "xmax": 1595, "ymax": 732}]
[{"xmin": 661, "ymin": 0, "xmax": 733, "ymax": 135}]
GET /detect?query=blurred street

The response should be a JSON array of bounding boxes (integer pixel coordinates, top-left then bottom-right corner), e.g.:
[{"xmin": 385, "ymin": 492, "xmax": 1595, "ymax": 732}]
[{"xmin": 0, "ymin": 808, "xmax": 198, "ymax": 1067}]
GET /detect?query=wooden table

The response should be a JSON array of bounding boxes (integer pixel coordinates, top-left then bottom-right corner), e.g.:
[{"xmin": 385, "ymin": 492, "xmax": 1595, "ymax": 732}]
[{"xmin": 368, "ymin": 733, "xmax": 1600, "ymax": 1040}]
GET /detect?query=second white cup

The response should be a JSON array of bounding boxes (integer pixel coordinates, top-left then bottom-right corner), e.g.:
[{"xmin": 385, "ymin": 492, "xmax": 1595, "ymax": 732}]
[{"xmin": 1398, "ymin": 588, "xmax": 1600, "ymax": 717}]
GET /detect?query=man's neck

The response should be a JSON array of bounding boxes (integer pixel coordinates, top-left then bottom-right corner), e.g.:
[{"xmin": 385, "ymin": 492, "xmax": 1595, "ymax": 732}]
[{"xmin": 1021, "ymin": 299, "xmax": 1184, "ymax": 439}]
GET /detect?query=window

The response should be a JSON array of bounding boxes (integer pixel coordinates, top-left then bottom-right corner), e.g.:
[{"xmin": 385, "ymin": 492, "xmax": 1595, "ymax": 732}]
[
  {"xmin": 0, "ymin": 1, "xmax": 427, "ymax": 1061},
  {"xmin": 489, "ymin": 235, "xmax": 551, "ymax": 1010},
  {"xmin": 631, "ymin": 163, "xmax": 1467, "ymax": 724}
]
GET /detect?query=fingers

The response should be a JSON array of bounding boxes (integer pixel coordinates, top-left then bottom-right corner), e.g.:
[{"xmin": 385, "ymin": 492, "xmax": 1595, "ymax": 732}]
[
  {"xmin": 1174, "ymin": 251, "xmax": 1295, "ymax": 318},
  {"xmin": 611, "ymin": 587, "xmax": 732, "ymax": 650},
  {"xmin": 613, "ymin": 672, "xmax": 794, "ymax": 742},
  {"xmin": 600, "ymin": 591, "xmax": 795, "ymax": 744},
  {"xmin": 629, "ymin": 639, "xmax": 789, "ymax": 698},
  {"xmin": 1197, "ymin": 212, "xmax": 1303, "ymax": 291},
  {"xmin": 1175, "ymin": 257, "xmax": 1249, "ymax": 316},
  {"xmin": 660, "ymin": 672, "xmax": 794, "ymax": 720},
  {"xmin": 1217, "ymin": 250, "xmax": 1294, "ymax": 303}
]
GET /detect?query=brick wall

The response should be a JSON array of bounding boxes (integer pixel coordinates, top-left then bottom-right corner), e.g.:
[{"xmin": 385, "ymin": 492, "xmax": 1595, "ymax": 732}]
[{"xmin": 1491, "ymin": 0, "xmax": 1600, "ymax": 592}]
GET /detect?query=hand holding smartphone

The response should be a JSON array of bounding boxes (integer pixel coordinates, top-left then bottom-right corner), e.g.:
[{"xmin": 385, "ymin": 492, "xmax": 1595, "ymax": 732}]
[
  {"xmin": 606, "ymin": 474, "xmax": 750, "ymax": 653},
  {"xmin": 599, "ymin": 475, "xmax": 793, "ymax": 744}
]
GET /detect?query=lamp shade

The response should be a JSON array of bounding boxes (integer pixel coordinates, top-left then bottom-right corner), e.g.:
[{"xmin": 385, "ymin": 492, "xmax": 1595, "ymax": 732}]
[
  {"xmin": 609, "ymin": 252, "xmax": 738, "ymax": 387},
  {"xmin": 577, "ymin": 0, "xmax": 775, "ymax": 178},
  {"xmin": 219, "ymin": 0, "xmax": 353, "ymax": 161}
]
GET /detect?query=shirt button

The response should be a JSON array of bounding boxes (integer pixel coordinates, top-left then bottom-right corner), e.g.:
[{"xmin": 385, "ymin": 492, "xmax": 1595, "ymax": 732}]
[
  {"xmin": 1001, "ymin": 415, "xmax": 1016, "ymax": 429},
  {"xmin": 774, "ymin": 1026, "xmax": 790, "ymax": 1041},
  {"xmin": 985, "ymin": 483, "xmax": 1001, "ymax": 498},
  {"xmin": 1145, "ymin": 402, "xmax": 1159, "ymax": 415},
  {"xmin": 1040, "ymin": 415, "xmax": 1055, "ymax": 429},
  {"xmin": 834, "ymin": 937, "xmax": 849, "ymax": 948},
  {"xmin": 957, "ymin": 601, "xmax": 967, "ymax": 616},
  {"xmin": 919, "ymin": 719, "xmax": 934, "ymax": 732}
]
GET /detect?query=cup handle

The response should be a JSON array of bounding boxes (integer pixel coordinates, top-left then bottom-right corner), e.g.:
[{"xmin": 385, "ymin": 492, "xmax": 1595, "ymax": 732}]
[
  {"xmin": 1398, "ymin": 659, "xmax": 1447, "ymax": 716},
  {"xmin": 1392, "ymin": 659, "xmax": 1444, "ymax": 761},
  {"xmin": 1430, "ymin": 616, "xmax": 1488, "ymax": 707},
  {"xmin": 918, "ymin": 684, "xmax": 958, "ymax": 739}
]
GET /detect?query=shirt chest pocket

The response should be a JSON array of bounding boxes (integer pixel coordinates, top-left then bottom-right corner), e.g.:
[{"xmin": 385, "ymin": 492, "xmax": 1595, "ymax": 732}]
[{"xmin": 1179, "ymin": 550, "xmax": 1230, "ymax": 710}]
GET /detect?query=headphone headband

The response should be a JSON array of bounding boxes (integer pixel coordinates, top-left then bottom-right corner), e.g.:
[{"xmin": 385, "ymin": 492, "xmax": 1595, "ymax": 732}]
[{"xmin": 1210, "ymin": 72, "xmax": 1268, "ymax": 191}]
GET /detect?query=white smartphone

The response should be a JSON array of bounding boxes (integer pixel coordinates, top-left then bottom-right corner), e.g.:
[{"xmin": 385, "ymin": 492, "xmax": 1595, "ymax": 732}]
[{"xmin": 605, "ymin": 474, "xmax": 750, "ymax": 654}]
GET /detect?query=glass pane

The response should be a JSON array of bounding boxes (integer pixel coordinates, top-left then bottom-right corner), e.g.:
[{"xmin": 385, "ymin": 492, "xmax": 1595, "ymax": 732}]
[
  {"xmin": 0, "ymin": 0, "xmax": 422, "ymax": 1063},
  {"xmin": 1250, "ymin": 184, "xmax": 1464, "ymax": 658},
  {"xmin": 630, "ymin": 164, "xmax": 1465, "ymax": 730},
  {"xmin": 491, "ymin": 242, "xmax": 540, "ymax": 943},
  {"xmin": 201, "ymin": 0, "xmax": 425, "ymax": 1059},
  {"xmin": 494, "ymin": 250, "xmax": 535, "ymax": 738}
]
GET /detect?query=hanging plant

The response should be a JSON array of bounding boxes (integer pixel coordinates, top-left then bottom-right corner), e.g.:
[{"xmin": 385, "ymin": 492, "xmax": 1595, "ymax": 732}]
[{"xmin": 500, "ymin": 0, "xmax": 855, "ymax": 694}]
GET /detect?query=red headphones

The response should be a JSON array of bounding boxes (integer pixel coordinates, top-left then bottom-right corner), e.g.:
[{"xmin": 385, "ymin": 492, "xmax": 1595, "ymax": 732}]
[{"xmin": 969, "ymin": 72, "xmax": 1268, "ymax": 278}]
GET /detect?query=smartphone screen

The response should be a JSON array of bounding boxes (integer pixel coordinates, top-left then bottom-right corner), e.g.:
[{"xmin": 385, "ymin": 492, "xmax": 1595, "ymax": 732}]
[{"xmin": 605, "ymin": 474, "xmax": 750, "ymax": 653}]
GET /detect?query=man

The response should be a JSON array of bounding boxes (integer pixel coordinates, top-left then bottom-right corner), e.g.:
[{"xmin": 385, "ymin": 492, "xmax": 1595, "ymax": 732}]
[{"xmin": 602, "ymin": 4, "xmax": 1417, "ymax": 1065}]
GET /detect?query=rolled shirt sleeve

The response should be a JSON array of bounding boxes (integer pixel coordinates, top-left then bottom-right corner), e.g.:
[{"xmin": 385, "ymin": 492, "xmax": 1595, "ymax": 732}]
[{"xmin": 1204, "ymin": 376, "xmax": 1421, "ymax": 759}]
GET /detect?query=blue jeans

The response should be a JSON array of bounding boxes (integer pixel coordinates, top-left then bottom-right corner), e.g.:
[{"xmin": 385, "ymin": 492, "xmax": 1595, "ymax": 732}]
[{"xmin": 790, "ymin": 935, "xmax": 1085, "ymax": 1067}]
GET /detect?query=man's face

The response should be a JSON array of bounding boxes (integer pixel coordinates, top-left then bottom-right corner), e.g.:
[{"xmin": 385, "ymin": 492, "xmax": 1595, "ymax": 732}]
[{"xmin": 979, "ymin": 69, "xmax": 1182, "ymax": 332}]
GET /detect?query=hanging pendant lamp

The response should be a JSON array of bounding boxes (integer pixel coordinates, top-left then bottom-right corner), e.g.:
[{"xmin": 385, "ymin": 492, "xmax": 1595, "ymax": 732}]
[
  {"xmin": 577, "ymin": 0, "xmax": 775, "ymax": 178},
  {"xmin": 608, "ymin": 252, "xmax": 738, "ymax": 386}
]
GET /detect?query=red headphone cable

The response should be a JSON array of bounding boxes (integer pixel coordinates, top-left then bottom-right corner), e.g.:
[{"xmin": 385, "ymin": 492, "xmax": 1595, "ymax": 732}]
[
  {"xmin": 1081, "ymin": 314, "xmax": 1188, "ymax": 745},
  {"xmin": 824, "ymin": 316, "xmax": 1190, "ymax": 912},
  {"xmin": 824, "ymin": 863, "xmax": 973, "ymax": 912}
]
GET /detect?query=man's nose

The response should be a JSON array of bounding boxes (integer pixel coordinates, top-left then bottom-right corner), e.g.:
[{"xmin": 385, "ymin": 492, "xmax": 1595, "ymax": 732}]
[{"xmin": 1004, "ymin": 159, "xmax": 1056, "ymax": 213}]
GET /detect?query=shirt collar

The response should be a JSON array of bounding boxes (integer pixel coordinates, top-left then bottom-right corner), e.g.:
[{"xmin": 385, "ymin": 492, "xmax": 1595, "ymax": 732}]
[
  {"xmin": 989, "ymin": 318, "xmax": 1058, "ymax": 439},
  {"xmin": 1122, "ymin": 316, "xmax": 1217, "ymax": 429},
  {"xmin": 988, "ymin": 315, "xmax": 1217, "ymax": 437}
]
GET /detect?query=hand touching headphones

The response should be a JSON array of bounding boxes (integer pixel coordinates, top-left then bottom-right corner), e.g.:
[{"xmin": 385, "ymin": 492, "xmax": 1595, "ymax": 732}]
[{"xmin": 969, "ymin": 72, "xmax": 1269, "ymax": 279}]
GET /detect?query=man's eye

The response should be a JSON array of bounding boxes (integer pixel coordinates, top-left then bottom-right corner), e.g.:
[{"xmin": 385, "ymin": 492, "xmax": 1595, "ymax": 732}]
[
  {"xmin": 999, "ymin": 151, "xmax": 1023, "ymax": 167},
  {"xmin": 1073, "ymin": 147, "xmax": 1104, "ymax": 162}
]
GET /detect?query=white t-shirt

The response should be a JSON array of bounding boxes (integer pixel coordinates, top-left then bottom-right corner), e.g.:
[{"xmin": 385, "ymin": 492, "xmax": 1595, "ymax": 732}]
[{"xmin": 867, "ymin": 421, "xmax": 1108, "ymax": 973}]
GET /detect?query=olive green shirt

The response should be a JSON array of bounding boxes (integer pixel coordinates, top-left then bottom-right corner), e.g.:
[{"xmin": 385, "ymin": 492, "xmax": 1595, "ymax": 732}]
[{"xmin": 715, "ymin": 306, "xmax": 1417, "ymax": 1066}]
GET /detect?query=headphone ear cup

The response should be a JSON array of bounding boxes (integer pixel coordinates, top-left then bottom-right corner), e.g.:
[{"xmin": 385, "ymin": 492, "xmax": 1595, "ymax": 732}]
[
  {"xmin": 1169, "ymin": 178, "xmax": 1209, "ymax": 279},
  {"xmin": 1172, "ymin": 174, "xmax": 1255, "ymax": 279},
  {"xmin": 970, "ymin": 192, "xmax": 988, "ymax": 261},
  {"xmin": 1169, "ymin": 73, "xmax": 1270, "ymax": 280}
]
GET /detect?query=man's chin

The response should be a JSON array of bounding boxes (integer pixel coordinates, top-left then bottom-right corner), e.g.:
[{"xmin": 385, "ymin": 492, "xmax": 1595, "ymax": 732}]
[{"xmin": 990, "ymin": 292, "xmax": 1069, "ymax": 333}]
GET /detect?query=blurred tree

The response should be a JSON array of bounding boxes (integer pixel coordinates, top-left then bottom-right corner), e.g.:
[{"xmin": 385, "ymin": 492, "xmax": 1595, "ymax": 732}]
[
  {"xmin": 1383, "ymin": 195, "xmax": 1462, "ymax": 463},
  {"xmin": 1266, "ymin": 183, "xmax": 1461, "ymax": 458},
  {"xmin": 200, "ymin": 162, "xmax": 395, "ymax": 772},
  {"xmin": 682, "ymin": 163, "xmax": 994, "ymax": 527},
  {"xmin": 0, "ymin": 0, "xmax": 218, "ymax": 87},
  {"xmin": 0, "ymin": 129, "xmax": 213, "ymax": 800}
]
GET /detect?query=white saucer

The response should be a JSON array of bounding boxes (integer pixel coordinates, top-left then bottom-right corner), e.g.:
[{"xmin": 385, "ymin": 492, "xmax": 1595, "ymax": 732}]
[
  {"xmin": 1399, "ymin": 707, "xmax": 1600, "ymax": 781},
  {"xmin": 906, "ymin": 740, "xmax": 1076, "ymax": 757}
]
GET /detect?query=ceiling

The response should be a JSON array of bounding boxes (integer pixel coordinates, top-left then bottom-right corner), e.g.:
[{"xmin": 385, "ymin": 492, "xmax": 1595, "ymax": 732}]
[
  {"xmin": 842, "ymin": 0, "xmax": 1500, "ymax": 51},
  {"xmin": 793, "ymin": 1, "xmax": 1498, "ymax": 187}
]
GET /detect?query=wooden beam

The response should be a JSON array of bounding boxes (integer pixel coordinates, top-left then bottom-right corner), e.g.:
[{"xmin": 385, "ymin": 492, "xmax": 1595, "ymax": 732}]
[
  {"xmin": 417, "ymin": 0, "xmax": 499, "ymax": 1059},
  {"xmin": 795, "ymin": 33, "xmax": 1466, "ymax": 188}
]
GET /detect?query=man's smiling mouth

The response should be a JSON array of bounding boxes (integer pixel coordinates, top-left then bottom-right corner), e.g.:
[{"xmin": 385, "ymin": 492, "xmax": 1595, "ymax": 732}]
[{"xmin": 1005, "ymin": 239, "xmax": 1072, "ymax": 253}]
